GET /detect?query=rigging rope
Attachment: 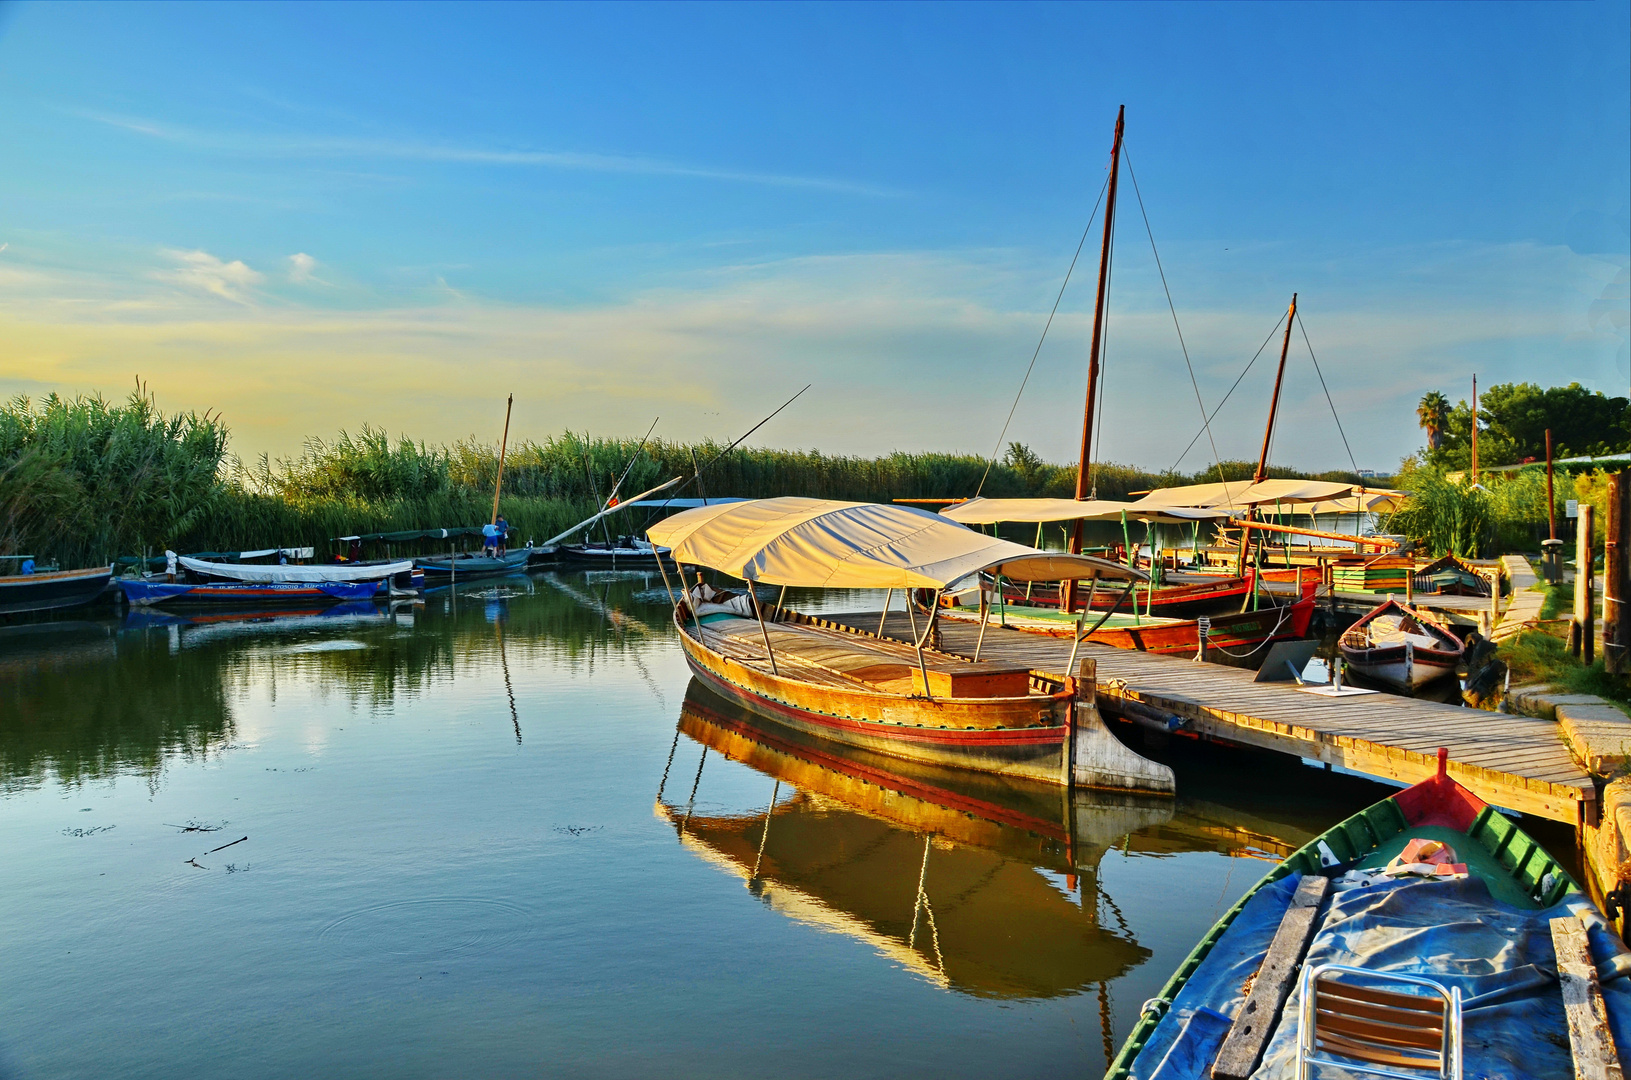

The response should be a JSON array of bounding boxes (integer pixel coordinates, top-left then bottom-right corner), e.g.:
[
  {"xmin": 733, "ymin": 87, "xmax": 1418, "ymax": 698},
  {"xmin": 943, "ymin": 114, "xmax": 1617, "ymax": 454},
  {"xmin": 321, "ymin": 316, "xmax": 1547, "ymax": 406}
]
[
  {"xmin": 1297, "ymin": 308, "xmax": 1361, "ymax": 477},
  {"xmin": 1123, "ymin": 147, "xmax": 1228, "ymax": 491},
  {"xmin": 1166, "ymin": 309, "xmax": 1288, "ymax": 474},
  {"xmin": 974, "ymin": 174, "xmax": 1112, "ymax": 497}
]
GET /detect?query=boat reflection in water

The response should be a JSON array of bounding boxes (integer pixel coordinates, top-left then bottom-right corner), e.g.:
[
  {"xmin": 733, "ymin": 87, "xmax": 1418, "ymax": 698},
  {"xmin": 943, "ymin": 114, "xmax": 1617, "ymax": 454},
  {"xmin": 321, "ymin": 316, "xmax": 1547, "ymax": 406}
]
[{"xmin": 658, "ymin": 680, "xmax": 1168, "ymax": 1001}]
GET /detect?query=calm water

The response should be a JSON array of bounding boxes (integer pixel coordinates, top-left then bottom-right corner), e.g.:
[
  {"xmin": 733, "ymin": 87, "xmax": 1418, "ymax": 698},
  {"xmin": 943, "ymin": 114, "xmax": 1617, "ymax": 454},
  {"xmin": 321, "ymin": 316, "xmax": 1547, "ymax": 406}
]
[{"xmin": 0, "ymin": 572, "xmax": 1504, "ymax": 1078}]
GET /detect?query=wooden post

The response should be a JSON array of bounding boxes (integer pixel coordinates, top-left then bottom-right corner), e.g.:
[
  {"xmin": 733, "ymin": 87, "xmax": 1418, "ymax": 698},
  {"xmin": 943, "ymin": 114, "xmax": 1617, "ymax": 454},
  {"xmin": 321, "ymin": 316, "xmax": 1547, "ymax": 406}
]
[
  {"xmin": 1575, "ymin": 503, "xmax": 1595, "ymax": 664},
  {"xmin": 1605, "ymin": 472, "xmax": 1628, "ymax": 675},
  {"xmin": 1064, "ymin": 106, "xmax": 1125, "ymax": 613},
  {"xmin": 1470, "ymin": 373, "xmax": 1479, "ymax": 484},
  {"xmin": 491, "ymin": 393, "xmax": 513, "ymax": 526}
]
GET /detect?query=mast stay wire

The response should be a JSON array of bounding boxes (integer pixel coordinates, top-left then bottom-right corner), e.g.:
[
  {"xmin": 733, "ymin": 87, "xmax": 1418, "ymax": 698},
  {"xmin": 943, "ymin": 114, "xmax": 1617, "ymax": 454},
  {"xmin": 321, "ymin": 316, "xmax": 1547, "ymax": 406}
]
[
  {"xmin": 1165, "ymin": 310, "xmax": 1288, "ymax": 475},
  {"xmin": 1122, "ymin": 147, "xmax": 1229, "ymax": 491},
  {"xmin": 974, "ymin": 173, "xmax": 1113, "ymax": 498},
  {"xmin": 1297, "ymin": 308, "xmax": 1361, "ymax": 478}
]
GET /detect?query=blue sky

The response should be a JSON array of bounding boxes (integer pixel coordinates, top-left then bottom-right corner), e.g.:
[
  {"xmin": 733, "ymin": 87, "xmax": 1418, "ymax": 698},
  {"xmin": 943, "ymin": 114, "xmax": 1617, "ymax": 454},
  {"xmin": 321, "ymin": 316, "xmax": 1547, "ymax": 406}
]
[{"xmin": 0, "ymin": 1, "xmax": 1626, "ymax": 472}]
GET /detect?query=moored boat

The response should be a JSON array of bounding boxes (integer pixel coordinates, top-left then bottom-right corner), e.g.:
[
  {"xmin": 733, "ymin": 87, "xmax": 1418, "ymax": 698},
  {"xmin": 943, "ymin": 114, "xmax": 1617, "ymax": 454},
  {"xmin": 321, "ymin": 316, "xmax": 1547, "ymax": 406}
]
[
  {"xmin": 118, "ymin": 579, "xmax": 382, "ymax": 607},
  {"xmin": 178, "ymin": 554, "xmax": 417, "ymax": 587},
  {"xmin": 0, "ymin": 564, "xmax": 114, "ymax": 616},
  {"xmin": 647, "ymin": 497, "xmax": 1175, "ymax": 794},
  {"xmin": 417, "ymin": 549, "xmax": 531, "ymax": 581},
  {"xmin": 1106, "ymin": 748, "xmax": 1629, "ymax": 1080},
  {"xmin": 1338, "ymin": 599, "xmax": 1464, "ymax": 692}
]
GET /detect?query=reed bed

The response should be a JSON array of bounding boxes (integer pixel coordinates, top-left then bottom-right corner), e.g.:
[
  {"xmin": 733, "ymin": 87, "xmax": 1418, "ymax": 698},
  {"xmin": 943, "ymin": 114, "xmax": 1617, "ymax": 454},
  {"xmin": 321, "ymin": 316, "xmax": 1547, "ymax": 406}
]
[{"xmin": 1, "ymin": 390, "xmax": 1391, "ymax": 568}]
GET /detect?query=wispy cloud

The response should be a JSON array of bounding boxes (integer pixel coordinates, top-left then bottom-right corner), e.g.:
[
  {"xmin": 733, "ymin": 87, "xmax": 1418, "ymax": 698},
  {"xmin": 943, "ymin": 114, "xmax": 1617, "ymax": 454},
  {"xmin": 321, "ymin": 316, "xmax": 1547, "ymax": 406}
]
[
  {"xmin": 287, "ymin": 252, "xmax": 327, "ymax": 286},
  {"xmin": 155, "ymin": 249, "xmax": 263, "ymax": 303},
  {"xmin": 75, "ymin": 110, "xmax": 901, "ymax": 197}
]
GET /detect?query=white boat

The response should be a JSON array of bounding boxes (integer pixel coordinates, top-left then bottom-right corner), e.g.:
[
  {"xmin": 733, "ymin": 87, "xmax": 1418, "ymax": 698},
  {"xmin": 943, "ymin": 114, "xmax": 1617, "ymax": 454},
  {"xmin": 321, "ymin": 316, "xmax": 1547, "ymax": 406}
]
[{"xmin": 177, "ymin": 555, "xmax": 415, "ymax": 585}]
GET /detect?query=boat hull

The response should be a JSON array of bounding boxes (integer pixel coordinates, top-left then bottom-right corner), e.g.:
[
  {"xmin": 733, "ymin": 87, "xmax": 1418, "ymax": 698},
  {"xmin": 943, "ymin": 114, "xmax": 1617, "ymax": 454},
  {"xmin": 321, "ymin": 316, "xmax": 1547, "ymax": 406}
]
[
  {"xmin": 1001, "ymin": 574, "xmax": 1253, "ymax": 618},
  {"xmin": 1339, "ymin": 599, "xmax": 1465, "ymax": 691},
  {"xmin": 118, "ymin": 580, "xmax": 381, "ymax": 607},
  {"xmin": 0, "ymin": 566, "xmax": 114, "ymax": 615},
  {"xmin": 1106, "ymin": 751, "xmax": 1582, "ymax": 1080},
  {"xmin": 417, "ymin": 551, "xmax": 531, "ymax": 579},
  {"xmin": 681, "ymin": 636, "xmax": 1074, "ymax": 785}
]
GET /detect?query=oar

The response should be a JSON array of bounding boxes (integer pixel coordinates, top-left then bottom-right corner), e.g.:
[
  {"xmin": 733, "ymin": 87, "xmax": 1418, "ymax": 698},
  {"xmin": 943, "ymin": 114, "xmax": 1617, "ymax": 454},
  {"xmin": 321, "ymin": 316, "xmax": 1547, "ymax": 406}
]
[{"xmin": 539, "ymin": 476, "xmax": 683, "ymax": 549}]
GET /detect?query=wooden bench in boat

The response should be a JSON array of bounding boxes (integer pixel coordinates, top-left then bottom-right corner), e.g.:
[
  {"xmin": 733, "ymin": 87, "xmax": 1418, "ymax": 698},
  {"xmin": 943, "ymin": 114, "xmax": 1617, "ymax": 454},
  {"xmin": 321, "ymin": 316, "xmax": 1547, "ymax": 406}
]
[{"xmin": 696, "ymin": 614, "xmax": 1037, "ymax": 699}]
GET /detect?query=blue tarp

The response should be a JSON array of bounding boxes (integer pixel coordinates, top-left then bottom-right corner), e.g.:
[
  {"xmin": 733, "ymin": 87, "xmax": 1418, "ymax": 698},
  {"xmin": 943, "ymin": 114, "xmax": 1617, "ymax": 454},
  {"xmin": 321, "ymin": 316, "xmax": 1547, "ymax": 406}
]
[{"xmin": 1131, "ymin": 873, "xmax": 1631, "ymax": 1080}]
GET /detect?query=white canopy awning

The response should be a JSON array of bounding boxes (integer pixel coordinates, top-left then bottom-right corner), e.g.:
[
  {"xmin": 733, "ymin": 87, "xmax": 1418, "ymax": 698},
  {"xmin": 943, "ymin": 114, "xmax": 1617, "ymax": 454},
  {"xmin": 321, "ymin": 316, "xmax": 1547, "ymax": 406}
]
[
  {"xmin": 1130, "ymin": 478, "xmax": 1356, "ymax": 511},
  {"xmin": 941, "ymin": 497, "xmax": 1227, "ymax": 525},
  {"xmin": 646, "ymin": 497, "xmax": 1146, "ymax": 590},
  {"xmin": 178, "ymin": 556, "xmax": 414, "ymax": 584}
]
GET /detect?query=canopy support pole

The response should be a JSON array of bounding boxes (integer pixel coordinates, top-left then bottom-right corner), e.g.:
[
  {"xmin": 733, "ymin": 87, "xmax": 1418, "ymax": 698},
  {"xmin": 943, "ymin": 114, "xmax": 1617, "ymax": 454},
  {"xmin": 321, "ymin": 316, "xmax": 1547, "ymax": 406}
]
[
  {"xmin": 1068, "ymin": 578, "xmax": 1137, "ymax": 676},
  {"xmin": 682, "ymin": 566, "xmax": 707, "ymax": 642},
  {"xmin": 974, "ymin": 581, "xmax": 991, "ymax": 662},
  {"xmin": 654, "ymin": 549, "xmax": 678, "ymax": 607},
  {"xmin": 748, "ymin": 578, "xmax": 778, "ymax": 677},
  {"xmin": 878, "ymin": 589, "xmax": 893, "ymax": 638},
  {"xmin": 906, "ymin": 593, "xmax": 933, "ymax": 700}
]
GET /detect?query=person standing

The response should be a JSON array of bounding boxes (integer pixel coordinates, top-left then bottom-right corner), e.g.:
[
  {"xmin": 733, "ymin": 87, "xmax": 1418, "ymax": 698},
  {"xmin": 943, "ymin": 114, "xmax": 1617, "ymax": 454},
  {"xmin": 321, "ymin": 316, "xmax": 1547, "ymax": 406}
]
[{"xmin": 495, "ymin": 516, "xmax": 509, "ymax": 558}]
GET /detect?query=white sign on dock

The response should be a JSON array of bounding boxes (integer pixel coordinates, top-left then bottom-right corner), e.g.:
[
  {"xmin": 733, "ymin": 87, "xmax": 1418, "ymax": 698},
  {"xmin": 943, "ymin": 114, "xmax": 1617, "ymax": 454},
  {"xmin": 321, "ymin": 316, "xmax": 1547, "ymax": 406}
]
[{"xmin": 1567, "ymin": 499, "xmax": 1580, "ymax": 518}]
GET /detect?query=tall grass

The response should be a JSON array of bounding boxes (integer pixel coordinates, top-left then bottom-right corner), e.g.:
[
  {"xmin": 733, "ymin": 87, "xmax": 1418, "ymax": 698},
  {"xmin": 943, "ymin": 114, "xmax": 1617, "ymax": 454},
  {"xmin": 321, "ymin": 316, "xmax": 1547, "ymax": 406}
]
[{"xmin": 0, "ymin": 388, "xmax": 1398, "ymax": 568}]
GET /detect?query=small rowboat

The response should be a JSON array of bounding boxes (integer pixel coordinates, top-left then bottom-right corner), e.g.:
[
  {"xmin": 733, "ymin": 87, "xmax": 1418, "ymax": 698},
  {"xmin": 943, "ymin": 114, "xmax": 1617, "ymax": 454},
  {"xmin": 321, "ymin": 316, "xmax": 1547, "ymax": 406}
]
[
  {"xmin": 647, "ymin": 498, "xmax": 1174, "ymax": 795},
  {"xmin": 178, "ymin": 555, "xmax": 415, "ymax": 585},
  {"xmin": 1338, "ymin": 599, "xmax": 1464, "ymax": 692},
  {"xmin": 0, "ymin": 564, "xmax": 113, "ymax": 616},
  {"xmin": 1106, "ymin": 749, "xmax": 1629, "ymax": 1080},
  {"xmin": 417, "ymin": 550, "xmax": 531, "ymax": 580},
  {"xmin": 117, "ymin": 580, "xmax": 382, "ymax": 607}
]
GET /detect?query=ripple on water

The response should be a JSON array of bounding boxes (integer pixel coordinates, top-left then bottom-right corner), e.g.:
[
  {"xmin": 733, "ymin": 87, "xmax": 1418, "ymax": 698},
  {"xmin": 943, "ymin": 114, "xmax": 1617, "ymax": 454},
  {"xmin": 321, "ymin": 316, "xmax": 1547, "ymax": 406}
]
[
  {"xmin": 317, "ymin": 898, "xmax": 534, "ymax": 961},
  {"xmin": 277, "ymin": 640, "xmax": 370, "ymax": 654}
]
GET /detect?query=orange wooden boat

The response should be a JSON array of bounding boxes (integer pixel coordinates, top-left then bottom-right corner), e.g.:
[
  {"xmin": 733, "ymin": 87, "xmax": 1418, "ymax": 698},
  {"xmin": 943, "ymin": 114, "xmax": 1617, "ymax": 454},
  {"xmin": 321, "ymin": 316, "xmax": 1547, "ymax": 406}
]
[{"xmin": 648, "ymin": 498, "xmax": 1175, "ymax": 794}]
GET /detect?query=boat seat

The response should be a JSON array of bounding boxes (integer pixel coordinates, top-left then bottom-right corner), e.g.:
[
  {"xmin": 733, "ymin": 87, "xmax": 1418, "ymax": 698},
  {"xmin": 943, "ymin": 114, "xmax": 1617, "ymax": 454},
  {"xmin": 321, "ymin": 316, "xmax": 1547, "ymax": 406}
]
[{"xmin": 1295, "ymin": 964, "xmax": 1462, "ymax": 1079}]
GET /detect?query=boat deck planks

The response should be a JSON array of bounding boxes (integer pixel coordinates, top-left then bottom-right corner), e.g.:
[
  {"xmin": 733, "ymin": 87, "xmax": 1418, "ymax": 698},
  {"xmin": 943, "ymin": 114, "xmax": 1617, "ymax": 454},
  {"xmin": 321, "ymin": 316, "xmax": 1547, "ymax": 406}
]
[{"xmin": 825, "ymin": 611, "xmax": 1594, "ymax": 824}]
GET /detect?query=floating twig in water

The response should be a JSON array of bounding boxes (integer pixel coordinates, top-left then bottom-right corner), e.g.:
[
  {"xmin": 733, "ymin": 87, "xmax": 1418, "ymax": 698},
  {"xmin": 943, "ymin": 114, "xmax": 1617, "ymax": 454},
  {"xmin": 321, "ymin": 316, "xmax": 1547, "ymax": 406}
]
[
  {"xmin": 164, "ymin": 820, "xmax": 224, "ymax": 833},
  {"xmin": 205, "ymin": 836, "xmax": 248, "ymax": 855}
]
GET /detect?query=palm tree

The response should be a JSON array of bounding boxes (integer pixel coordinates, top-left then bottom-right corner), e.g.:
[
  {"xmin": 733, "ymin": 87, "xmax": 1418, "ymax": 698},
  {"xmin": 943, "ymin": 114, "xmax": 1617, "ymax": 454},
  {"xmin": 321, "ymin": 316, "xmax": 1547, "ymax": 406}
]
[{"xmin": 1417, "ymin": 391, "xmax": 1449, "ymax": 451}]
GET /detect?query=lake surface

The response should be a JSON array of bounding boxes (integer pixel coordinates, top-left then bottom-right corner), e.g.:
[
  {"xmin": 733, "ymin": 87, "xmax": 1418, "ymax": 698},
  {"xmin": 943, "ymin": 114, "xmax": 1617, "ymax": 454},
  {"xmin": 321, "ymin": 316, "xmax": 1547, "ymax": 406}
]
[{"xmin": 0, "ymin": 572, "xmax": 1555, "ymax": 1078}]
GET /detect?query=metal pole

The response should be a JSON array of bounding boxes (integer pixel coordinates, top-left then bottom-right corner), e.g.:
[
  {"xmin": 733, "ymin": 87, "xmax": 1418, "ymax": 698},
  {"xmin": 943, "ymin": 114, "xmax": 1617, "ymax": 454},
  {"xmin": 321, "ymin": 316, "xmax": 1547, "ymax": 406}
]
[
  {"xmin": 973, "ymin": 584, "xmax": 990, "ymax": 662},
  {"xmin": 1065, "ymin": 105, "xmax": 1125, "ymax": 613},
  {"xmin": 749, "ymin": 578, "xmax": 778, "ymax": 677},
  {"xmin": 877, "ymin": 588, "xmax": 892, "ymax": 637},
  {"xmin": 1470, "ymin": 374, "xmax": 1479, "ymax": 484}
]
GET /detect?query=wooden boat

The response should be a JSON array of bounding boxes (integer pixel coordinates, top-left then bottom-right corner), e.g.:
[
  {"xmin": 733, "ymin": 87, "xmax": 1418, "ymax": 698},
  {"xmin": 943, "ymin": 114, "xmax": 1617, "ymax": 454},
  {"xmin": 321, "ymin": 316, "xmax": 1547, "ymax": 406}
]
[
  {"xmin": 178, "ymin": 554, "xmax": 416, "ymax": 587},
  {"xmin": 417, "ymin": 549, "xmax": 531, "ymax": 580},
  {"xmin": 0, "ymin": 564, "xmax": 114, "ymax": 616},
  {"xmin": 118, "ymin": 579, "xmax": 382, "ymax": 607},
  {"xmin": 944, "ymin": 584, "xmax": 1318, "ymax": 660},
  {"xmin": 996, "ymin": 572, "xmax": 1254, "ymax": 618},
  {"xmin": 1339, "ymin": 599, "xmax": 1464, "ymax": 691},
  {"xmin": 1106, "ymin": 748, "xmax": 1626, "ymax": 1080},
  {"xmin": 648, "ymin": 498, "xmax": 1174, "ymax": 794},
  {"xmin": 553, "ymin": 536, "xmax": 673, "ymax": 567}
]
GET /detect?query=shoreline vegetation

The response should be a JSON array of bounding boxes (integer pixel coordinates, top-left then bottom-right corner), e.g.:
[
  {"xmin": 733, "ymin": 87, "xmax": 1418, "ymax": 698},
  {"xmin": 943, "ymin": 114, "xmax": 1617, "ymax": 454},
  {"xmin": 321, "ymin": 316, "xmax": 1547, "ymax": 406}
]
[{"xmin": 0, "ymin": 384, "xmax": 1619, "ymax": 570}]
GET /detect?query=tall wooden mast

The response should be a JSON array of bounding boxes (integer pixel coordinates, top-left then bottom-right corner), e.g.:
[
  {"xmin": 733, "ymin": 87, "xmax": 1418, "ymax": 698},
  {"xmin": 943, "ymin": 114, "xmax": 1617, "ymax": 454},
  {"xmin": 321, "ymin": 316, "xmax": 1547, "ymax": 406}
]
[
  {"xmin": 1253, "ymin": 294, "xmax": 1298, "ymax": 485},
  {"xmin": 491, "ymin": 393, "xmax": 514, "ymax": 525},
  {"xmin": 1063, "ymin": 106, "xmax": 1124, "ymax": 612}
]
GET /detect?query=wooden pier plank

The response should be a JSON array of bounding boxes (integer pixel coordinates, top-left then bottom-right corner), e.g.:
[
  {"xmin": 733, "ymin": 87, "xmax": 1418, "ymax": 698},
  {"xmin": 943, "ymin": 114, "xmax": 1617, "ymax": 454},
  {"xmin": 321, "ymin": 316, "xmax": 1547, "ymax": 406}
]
[{"xmin": 824, "ymin": 611, "xmax": 1593, "ymax": 824}]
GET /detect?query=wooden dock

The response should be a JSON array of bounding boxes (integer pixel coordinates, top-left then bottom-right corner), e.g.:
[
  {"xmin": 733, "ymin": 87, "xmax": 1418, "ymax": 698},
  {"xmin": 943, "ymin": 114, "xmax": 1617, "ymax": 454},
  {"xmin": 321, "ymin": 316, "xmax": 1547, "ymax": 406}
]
[{"xmin": 829, "ymin": 611, "xmax": 1595, "ymax": 826}]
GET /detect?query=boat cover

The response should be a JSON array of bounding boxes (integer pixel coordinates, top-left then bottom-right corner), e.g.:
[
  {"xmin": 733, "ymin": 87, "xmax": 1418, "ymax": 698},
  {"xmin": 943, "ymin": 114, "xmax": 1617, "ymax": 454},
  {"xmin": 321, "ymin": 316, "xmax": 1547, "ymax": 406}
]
[
  {"xmin": 940, "ymin": 497, "xmax": 1227, "ymax": 525},
  {"xmin": 1131, "ymin": 479, "xmax": 1357, "ymax": 511},
  {"xmin": 1130, "ymin": 873, "xmax": 1631, "ymax": 1080},
  {"xmin": 646, "ymin": 497, "xmax": 1147, "ymax": 590},
  {"xmin": 178, "ymin": 556, "xmax": 414, "ymax": 583}
]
